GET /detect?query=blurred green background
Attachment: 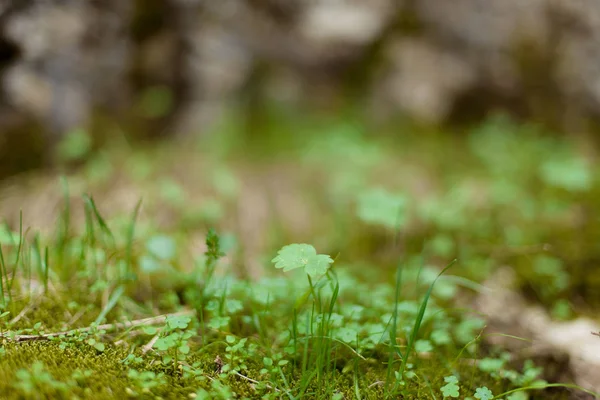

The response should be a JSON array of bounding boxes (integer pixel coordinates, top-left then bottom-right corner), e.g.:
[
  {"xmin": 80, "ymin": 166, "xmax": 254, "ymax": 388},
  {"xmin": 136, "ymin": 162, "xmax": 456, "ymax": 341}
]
[
  {"xmin": 1, "ymin": 1, "xmax": 599, "ymax": 309},
  {"xmin": 1, "ymin": 2, "xmax": 600, "ymax": 396}
]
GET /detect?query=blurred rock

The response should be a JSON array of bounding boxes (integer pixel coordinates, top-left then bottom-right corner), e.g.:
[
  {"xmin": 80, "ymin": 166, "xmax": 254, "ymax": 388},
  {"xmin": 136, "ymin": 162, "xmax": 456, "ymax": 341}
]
[
  {"xmin": 2, "ymin": 0, "xmax": 600, "ymax": 170},
  {"xmin": 477, "ymin": 267, "xmax": 600, "ymax": 394},
  {"xmin": 299, "ymin": 1, "xmax": 393, "ymax": 46},
  {"xmin": 552, "ymin": 0, "xmax": 600, "ymax": 112},
  {"xmin": 407, "ymin": 0, "xmax": 600, "ymax": 125},
  {"xmin": 375, "ymin": 38, "xmax": 477, "ymax": 123},
  {"xmin": 2, "ymin": 0, "xmax": 132, "ymax": 134}
]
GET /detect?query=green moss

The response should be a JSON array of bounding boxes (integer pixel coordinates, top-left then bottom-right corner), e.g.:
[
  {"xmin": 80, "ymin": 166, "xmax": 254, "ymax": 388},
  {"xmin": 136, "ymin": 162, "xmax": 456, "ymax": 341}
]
[
  {"xmin": 1, "ymin": 112, "xmax": 598, "ymax": 399},
  {"xmin": 0, "ymin": 342, "xmax": 131, "ymax": 399}
]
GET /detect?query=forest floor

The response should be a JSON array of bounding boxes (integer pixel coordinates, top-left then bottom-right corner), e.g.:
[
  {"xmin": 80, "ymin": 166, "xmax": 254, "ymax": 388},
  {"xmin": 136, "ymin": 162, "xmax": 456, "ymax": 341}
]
[{"xmin": 0, "ymin": 112, "xmax": 599, "ymax": 399}]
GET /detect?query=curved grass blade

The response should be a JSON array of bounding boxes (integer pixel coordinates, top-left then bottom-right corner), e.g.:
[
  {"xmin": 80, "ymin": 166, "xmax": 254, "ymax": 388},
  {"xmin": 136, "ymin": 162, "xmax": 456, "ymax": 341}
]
[{"xmin": 397, "ymin": 259, "xmax": 457, "ymax": 389}]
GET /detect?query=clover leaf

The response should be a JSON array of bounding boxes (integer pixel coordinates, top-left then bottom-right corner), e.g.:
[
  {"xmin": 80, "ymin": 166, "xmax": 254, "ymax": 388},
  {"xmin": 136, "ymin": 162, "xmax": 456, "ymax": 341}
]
[
  {"xmin": 166, "ymin": 315, "xmax": 191, "ymax": 330},
  {"xmin": 474, "ymin": 386, "xmax": 493, "ymax": 400},
  {"xmin": 357, "ymin": 188, "xmax": 407, "ymax": 229},
  {"xmin": 272, "ymin": 244, "xmax": 333, "ymax": 277},
  {"xmin": 441, "ymin": 376, "xmax": 460, "ymax": 398},
  {"xmin": 272, "ymin": 244, "xmax": 315, "ymax": 272},
  {"xmin": 305, "ymin": 254, "xmax": 334, "ymax": 276},
  {"xmin": 146, "ymin": 235, "xmax": 177, "ymax": 261},
  {"xmin": 154, "ymin": 336, "xmax": 176, "ymax": 351},
  {"xmin": 540, "ymin": 157, "xmax": 591, "ymax": 192},
  {"xmin": 337, "ymin": 327, "xmax": 358, "ymax": 343}
]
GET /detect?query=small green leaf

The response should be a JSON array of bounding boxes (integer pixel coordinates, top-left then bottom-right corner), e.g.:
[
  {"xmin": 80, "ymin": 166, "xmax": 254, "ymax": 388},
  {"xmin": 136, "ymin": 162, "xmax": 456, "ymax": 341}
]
[
  {"xmin": 159, "ymin": 179, "xmax": 186, "ymax": 205},
  {"xmin": 195, "ymin": 389, "xmax": 212, "ymax": 400},
  {"xmin": 272, "ymin": 244, "xmax": 317, "ymax": 272},
  {"xmin": 57, "ymin": 128, "xmax": 92, "ymax": 161},
  {"xmin": 431, "ymin": 329, "xmax": 451, "ymax": 345},
  {"xmin": 441, "ymin": 376, "xmax": 460, "ymax": 398},
  {"xmin": 166, "ymin": 315, "xmax": 191, "ymax": 330},
  {"xmin": 506, "ymin": 392, "xmax": 528, "ymax": 400},
  {"xmin": 304, "ymin": 254, "xmax": 334, "ymax": 277},
  {"xmin": 474, "ymin": 387, "xmax": 493, "ymax": 400},
  {"xmin": 207, "ymin": 316, "xmax": 229, "ymax": 329},
  {"xmin": 225, "ymin": 299, "xmax": 243, "ymax": 314},
  {"xmin": 146, "ymin": 235, "xmax": 177, "ymax": 261},
  {"xmin": 179, "ymin": 345, "xmax": 190, "ymax": 354},
  {"xmin": 142, "ymin": 326, "xmax": 158, "ymax": 335},
  {"xmin": 337, "ymin": 327, "xmax": 358, "ymax": 343},
  {"xmin": 357, "ymin": 188, "xmax": 407, "ymax": 229},
  {"xmin": 272, "ymin": 244, "xmax": 333, "ymax": 276},
  {"xmin": 154, "ymin": 337, "xmax": 174, "ymax": 351},
  {"xmin": 478, "ymin": 357, "xmax": 504, "ymax": 373},
  {"xmin": 551, "ymin": 299, "xmax": 572, "ymax": 320},
  {"xmin": 414, "ymin": 339, "xmax": 433, "ymax": 353},
  {"xmin": 139, "ymin": 256, "xmax": 162, "ymax": 273},
  {"xmin": 540, "ymin": 157, "xmax": 591, "ymax": 192},
  {"xmin": 0, "ymin": 227, "xmax": 19, "ymax": 245}
]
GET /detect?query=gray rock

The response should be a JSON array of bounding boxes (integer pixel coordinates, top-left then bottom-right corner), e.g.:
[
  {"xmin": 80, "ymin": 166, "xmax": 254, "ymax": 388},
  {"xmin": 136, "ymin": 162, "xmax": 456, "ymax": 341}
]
[
  {"xmin": 2, "ymin": 1, "xmax": 131, "ymax": 134},
  {"xmin": 1, "ymin": 0, "xmax": 600, "ymax": 153}
]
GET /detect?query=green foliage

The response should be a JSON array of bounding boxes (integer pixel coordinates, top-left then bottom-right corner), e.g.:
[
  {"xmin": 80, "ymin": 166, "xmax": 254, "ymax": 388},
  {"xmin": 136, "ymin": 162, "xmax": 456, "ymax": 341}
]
[
  {"xmin": 540, "ymin": 156, "xmax": 591, "ymax": 192},
  {"xmin": 126, "ymin": 369, "xmax": 167, "ymax": 396},
  {"xmin": 205, "ymin": 228, "xmax": 225, "ymax": 262},
  {"xmin": 150, "ymin": 314, "xmax": 194, "ymax": 371},
  {"xmin": 14, "ymin": 361, "xmax": 68, "ymax": 395},
  {"xmin": 356, "ymin": 188, "xmax": 407, "ymax": 229},
  {"xmin": 2, "ymin": 113, "xmax": 600, "ymax": 399},
  {"xmin": 475, "ymin": 386, "xmax": 494, "ymax": 399},
  {"xmin": 506, "ymin": 392, "xmax": 529, "ymax": 400},
  {"xmin": 272, "ymin": 244, "xmax": 333, "ymax": 277},
  {"xmin": 441, "ymin": 375, "xmax": 460, "ymax": 398},
  {"xmin": 146, "ymin": 235, "xmax": 177, "ymax": 260},
  {"xmin": 56, "ymin": 128, "xmax": 92, "ymax": 162}
]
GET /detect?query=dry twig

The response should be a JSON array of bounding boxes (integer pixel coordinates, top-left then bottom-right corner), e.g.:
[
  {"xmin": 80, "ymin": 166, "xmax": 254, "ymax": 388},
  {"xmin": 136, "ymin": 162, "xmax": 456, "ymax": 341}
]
[{"xmin": 0, "ymin": 310, "xmax": 195, "ymax": 342}]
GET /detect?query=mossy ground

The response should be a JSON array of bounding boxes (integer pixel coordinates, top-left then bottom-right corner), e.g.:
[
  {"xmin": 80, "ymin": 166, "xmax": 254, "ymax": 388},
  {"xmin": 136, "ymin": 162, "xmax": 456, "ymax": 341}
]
[{"xmin": 0, "ymin": 111, "xmax": 598, "ymax": 399}]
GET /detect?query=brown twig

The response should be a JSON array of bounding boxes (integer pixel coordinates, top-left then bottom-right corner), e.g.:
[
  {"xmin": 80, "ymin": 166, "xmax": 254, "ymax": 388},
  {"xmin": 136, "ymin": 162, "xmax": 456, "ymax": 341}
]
[
  {"xmin": 0, "ymin": 309, "xmax": 195, "ymax": 342},
  {"xmin": 142, "ymin": 332, "xmax": 161, "ymax": 354},
  {"xmin": 232, "ymin": 370, "xmax": 281, "ymax": 392}
]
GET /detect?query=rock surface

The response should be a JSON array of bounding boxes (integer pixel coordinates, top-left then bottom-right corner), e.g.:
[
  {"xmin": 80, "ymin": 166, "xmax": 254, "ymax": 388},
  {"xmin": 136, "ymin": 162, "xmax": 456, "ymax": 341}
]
[
  {"xmin": 1, "ymin": 0, "xmax": 600, "ymax": 164},
  {"xmin": 477, "ymin": 267, "xmax": 600, "ymax": 395}
]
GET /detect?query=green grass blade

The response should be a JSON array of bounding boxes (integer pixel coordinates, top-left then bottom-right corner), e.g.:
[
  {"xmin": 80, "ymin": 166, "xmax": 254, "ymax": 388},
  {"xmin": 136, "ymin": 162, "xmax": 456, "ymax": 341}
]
[
  {"xmin": 43, "ymin": 246, "xmax": 49, "ymax": 293},
  {"xmin": 0, "ymin": 243, "xmax": 7, "ymax": 305},
  {"xmin": 9, "ymin": 211, "xmax": 23, "ymax": 294},
  {"xmin": 398, "ymin": 259, "xmax": 456, "ymax": 384},
  {"xmin": 54, "ymin": 176, "xmax": 73, "ymax": 282},
  {"xmin": 94, "ymin": 285, "xmax": 125, "ymax": 325},
  {"xmin": 385, "ymin": 258, "xmax": 404, "ymax": 394},
  {"xmin": 31, "ymin": 235, "xmax": 47, "ymax": 293},
  {"xmin": 83, "ymin": 195, "xmax": 115, "ymax": 245},
  {"xmin": 124, "ymin": 199, "xmax": 142, "ymax": 283}
]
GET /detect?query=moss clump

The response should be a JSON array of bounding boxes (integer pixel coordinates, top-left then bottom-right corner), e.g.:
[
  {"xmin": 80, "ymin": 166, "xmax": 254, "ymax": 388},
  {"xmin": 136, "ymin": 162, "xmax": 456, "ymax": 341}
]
[
  {"xmin": 1, "ymin": 114, "xmax": 599, "ymax": 399},
  {"xmin": 0, "ymin": 342, "xmax": 131, "ymax": 399}
]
